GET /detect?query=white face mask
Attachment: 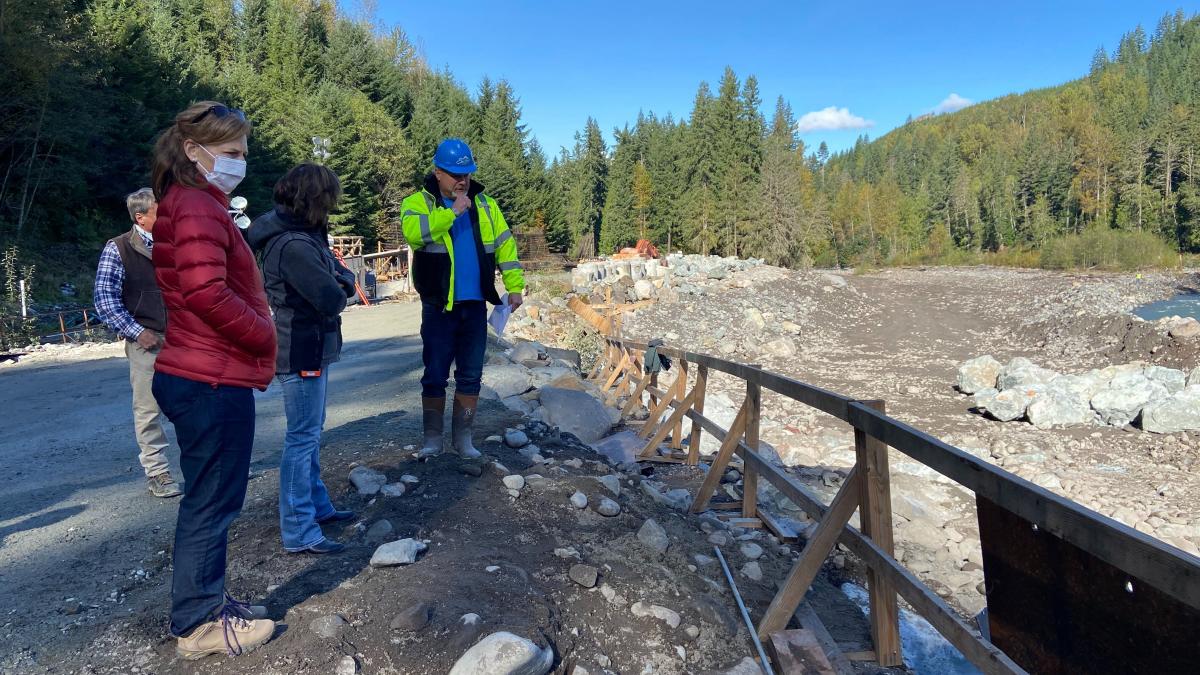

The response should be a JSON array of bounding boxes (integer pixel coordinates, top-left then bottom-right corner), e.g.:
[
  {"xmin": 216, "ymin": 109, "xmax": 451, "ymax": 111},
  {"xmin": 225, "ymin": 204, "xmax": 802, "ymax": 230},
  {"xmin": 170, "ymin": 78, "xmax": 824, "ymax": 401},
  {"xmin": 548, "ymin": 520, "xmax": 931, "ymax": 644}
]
[{"xmin": 194, "ymin": 144, "xmax": 246, "ymax": 194}]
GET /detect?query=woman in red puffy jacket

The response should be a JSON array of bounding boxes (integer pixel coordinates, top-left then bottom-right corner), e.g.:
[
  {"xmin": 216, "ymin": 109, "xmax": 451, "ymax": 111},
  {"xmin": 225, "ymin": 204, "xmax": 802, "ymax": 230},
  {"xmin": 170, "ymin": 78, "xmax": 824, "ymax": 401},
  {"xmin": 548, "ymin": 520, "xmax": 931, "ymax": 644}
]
[{"xmin": 149, "ymin": 101, "xmax": 277, "ymax": 660}]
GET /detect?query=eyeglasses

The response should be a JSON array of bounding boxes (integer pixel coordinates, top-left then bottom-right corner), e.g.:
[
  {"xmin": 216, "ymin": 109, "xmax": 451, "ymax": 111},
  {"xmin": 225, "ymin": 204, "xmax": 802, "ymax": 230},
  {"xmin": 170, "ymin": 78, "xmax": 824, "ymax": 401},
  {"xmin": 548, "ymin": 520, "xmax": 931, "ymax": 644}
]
[{"xmin": 191, "ymin": 104, "xmax": 247, "ymax": 124}]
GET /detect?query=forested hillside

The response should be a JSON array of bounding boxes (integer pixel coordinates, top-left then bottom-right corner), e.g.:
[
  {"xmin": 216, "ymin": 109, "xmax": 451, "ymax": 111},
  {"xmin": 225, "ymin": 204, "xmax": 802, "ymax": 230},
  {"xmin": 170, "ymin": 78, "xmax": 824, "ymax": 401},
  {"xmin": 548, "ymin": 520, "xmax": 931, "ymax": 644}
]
[{"xmin": 2, "ymin": 2, "xmax": 1198, "ymax": 304}]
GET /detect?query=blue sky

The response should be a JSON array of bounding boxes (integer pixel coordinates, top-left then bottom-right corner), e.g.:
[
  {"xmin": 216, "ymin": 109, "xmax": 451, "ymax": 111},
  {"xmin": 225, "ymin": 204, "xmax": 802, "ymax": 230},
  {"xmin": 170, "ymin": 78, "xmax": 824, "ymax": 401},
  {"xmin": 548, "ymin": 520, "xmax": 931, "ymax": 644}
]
[{"xmin": 377, "ymin": 1, "xmax": 1200, "ymax": 157}]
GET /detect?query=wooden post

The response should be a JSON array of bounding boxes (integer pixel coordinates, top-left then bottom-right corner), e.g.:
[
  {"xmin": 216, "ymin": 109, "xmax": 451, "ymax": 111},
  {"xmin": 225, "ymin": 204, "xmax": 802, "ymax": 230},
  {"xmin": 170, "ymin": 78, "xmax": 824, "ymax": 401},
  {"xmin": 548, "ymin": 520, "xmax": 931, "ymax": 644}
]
[
  {"xmin": 670, "ymin": 360, "xmax": 689, "ymax": 450},
  {"xmin": 758, "ymin": 467, "xmax": 862, "ymax": 638},
  {"xmin": 854, "ymin": 400, "xmax": 902, "ymax": 667},
  {"xmin": 743, "ymin": 366, "xmax": 762, "ymax": 520},
  {"xmin": 687, "ymin": 365, "xmax": 709, "ymax": 464},
  {"xmin": 59, "ymin": 313, "xmax": 68, "ymax": 344}
]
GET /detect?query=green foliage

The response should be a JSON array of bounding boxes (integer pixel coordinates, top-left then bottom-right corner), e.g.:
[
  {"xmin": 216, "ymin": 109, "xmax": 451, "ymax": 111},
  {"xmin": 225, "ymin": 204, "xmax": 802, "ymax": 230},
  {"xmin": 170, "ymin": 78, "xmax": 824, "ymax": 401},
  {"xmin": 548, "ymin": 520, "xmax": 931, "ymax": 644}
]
[{"xmin": 1040, "ymin": 227, "xmax": 1179, "ymax": 270}]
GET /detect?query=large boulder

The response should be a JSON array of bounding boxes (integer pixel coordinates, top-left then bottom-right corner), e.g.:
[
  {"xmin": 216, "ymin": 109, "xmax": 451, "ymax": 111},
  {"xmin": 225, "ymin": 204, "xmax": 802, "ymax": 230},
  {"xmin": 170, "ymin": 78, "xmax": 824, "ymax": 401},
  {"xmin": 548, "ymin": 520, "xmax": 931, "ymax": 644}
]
[
  {"xmin": 1140, "ymin": 386, "xmax": 1200, "ymax": 433},
  {"xmin": 1090, "ymin": 374, "xmax": 1170, "ymax": 426},
  {"xmin": 448, "ymin": 632, "xmax": 553, "ymax": 675},
  {"xmin": 1143, "ymin": 365, "xmax": 1187, "ymax": 394},
  {"xmin": 528, "ymin": 366, "xmax": 578, "ymax": 390},
  {"xmin": 482, "ymin": 364, "xmax": 534, "ymax": 399},
  {"xmin": 634, "ymin": 279, "xmax": 655, "ymax": 300},
  {"xmin": 983, "ymin": 385, "xmax": 1042, "ymax": 422},
  {"xmin": 1189, "ymin": 367, "xmax": 1200, "ymax": 388},
  {"xmin": 957, "ymin": 356, "xmax": 1003, "ymax": 394},
  {"xmin": 538, "ymin": 386, "xmax": 614, "ymax": 443},
  {"xmin": 1027, "ymin": 380, "xmax": 1094, "ymax": 429},
  {"xmin": 997, "ymin": 357, "xmax": 1058, "ymax": 390}
]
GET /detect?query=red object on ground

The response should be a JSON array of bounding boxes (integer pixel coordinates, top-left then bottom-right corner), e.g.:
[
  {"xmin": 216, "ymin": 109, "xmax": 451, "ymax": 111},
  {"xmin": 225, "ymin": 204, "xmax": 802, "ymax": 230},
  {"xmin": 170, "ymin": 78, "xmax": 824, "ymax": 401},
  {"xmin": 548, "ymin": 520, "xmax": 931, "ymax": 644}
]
[{"xmin": 612, "ymin": 239, "xmax": 661, "ymax": 260}]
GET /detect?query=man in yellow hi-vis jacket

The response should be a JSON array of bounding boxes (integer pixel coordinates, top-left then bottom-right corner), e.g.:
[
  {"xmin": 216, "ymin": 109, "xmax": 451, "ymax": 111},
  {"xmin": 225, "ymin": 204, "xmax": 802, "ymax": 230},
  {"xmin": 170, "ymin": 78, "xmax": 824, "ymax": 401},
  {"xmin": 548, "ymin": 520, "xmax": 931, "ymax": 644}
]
[{"xmin": 401, "ymin": 138, "xmax": 525, "ymax": 460}]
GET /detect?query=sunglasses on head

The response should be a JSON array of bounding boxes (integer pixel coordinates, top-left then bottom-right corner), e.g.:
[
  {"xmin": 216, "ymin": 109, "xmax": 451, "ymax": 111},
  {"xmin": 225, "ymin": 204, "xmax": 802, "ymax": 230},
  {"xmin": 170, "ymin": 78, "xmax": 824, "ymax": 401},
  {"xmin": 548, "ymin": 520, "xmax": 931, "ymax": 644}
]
[{"xmin": 191, "ymin": 104, "xmax": 247, "ymax": 124}]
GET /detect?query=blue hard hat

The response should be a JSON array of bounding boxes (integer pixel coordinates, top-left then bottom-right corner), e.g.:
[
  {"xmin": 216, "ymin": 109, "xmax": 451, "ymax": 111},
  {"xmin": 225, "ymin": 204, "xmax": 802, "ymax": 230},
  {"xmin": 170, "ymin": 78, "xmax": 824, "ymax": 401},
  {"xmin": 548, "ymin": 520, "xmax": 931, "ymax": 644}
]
[{"xmin": 433, "ymin": 138, "xmax": 477, "ymax": 174}]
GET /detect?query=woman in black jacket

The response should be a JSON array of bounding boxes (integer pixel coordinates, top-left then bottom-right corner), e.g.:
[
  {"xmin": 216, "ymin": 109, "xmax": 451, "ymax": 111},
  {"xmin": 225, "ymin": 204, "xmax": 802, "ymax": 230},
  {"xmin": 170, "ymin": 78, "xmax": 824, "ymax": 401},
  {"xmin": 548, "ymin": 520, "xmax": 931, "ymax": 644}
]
[{"xmin": 248, "ymin": 164, "xmax": 356, "ymax": 554}]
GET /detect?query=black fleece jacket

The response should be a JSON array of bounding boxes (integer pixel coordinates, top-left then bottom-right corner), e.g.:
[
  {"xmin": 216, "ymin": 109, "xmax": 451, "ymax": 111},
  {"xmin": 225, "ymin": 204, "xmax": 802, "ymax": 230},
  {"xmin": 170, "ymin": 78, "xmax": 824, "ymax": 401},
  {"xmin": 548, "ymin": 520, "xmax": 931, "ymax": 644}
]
[{"xmin": 247, "ymin": 207, "xmax": 355, "ymax": 374}]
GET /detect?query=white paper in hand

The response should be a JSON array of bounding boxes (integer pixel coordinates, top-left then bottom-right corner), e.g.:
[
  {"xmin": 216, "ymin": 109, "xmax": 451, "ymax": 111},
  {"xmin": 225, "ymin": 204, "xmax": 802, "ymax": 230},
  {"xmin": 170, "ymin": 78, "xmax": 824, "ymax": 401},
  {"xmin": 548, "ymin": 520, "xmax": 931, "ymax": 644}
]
[{"xmin": 489, "ymin": 293, "xmax": 512, "ymax": 334}]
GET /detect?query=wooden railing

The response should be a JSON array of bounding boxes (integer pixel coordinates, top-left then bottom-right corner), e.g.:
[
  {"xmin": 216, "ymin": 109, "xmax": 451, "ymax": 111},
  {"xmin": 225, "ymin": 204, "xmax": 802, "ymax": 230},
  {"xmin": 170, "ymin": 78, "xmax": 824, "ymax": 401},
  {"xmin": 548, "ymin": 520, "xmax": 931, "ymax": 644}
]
[{"xmin": 571, "ymin": 297, "xmax": 1200, "ymax": 673}]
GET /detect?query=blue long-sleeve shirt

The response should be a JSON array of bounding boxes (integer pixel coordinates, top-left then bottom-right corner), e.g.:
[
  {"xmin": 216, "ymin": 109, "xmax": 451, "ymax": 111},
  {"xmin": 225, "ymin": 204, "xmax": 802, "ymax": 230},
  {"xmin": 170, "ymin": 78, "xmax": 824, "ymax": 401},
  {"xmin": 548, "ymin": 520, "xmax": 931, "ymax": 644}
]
[{"xmin": 93, "ymin": 227, "xmax": 153, "ymax": 340}]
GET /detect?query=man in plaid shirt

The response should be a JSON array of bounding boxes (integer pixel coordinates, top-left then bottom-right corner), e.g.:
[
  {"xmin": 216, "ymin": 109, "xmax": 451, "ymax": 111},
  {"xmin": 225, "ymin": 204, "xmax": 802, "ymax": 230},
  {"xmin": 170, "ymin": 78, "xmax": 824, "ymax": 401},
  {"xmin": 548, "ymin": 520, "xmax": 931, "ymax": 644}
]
[{"xmin": 94, "ymin": 188, "xmax": 181, "ymax": 498}]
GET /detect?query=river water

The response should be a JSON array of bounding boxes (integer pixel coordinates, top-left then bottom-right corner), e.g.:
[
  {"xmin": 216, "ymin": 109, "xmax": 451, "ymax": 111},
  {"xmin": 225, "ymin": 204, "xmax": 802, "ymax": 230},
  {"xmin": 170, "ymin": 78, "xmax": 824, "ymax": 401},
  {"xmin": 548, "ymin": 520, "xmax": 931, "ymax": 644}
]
[{"xmin": 1133, "ymin": 293, "xmax": 1200, "ymax": 321}]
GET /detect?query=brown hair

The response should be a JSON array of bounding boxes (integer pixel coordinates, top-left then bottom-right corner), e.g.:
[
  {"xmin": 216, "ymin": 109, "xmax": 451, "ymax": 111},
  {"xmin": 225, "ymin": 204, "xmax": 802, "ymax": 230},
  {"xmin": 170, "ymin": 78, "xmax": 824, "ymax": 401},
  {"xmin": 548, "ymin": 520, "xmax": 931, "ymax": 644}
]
[
  {"xmin": 273, "ymin": 164, "xmax": 342, "ymax": 232},
  {"xmin": 150, "ymin": 101, "xmax": 252, "ymax": 200}
]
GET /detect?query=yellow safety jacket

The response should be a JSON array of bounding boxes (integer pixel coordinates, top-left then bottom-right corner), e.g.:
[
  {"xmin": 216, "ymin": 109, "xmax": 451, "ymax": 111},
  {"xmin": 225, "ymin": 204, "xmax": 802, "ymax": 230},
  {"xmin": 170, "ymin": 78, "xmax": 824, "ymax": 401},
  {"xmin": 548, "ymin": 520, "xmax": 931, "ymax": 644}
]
[{"xmin": 401, "ymin": 174, "xmax": 525, "ymax": 311}]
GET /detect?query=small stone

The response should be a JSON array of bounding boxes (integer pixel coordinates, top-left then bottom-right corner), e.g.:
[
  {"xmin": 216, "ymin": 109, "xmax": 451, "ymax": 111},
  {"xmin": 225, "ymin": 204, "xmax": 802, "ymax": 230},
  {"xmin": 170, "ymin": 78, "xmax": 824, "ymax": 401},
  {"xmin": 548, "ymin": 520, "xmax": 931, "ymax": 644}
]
[
  {"xmin": 486, "ymin": 565, "xmax": 501, "ymax": 572},
  {"xmin": 631, "ymin": 601, "xmax": 681, "ymax": 628},
  {"xmin": 595, "ymin": 497, "xmax": 621, "ymax": 517},
  {"xmin": 741, "ymin": 562, "xmax": 763, "ymax": 581},
  {"xmin": 390, "ymin": 603, "xmax": 432, "ymax": 631},
  {"xmin": 637, "ymin": 518, "xmax": 670, "ymax": 555},
  {"xmin": 400, "ymin": 474, "xmax": 420, "ymax": 485},
  {"xmin": 739, "ymin": 542, "xmax": 764, "ymax": 560},
  {"xmin": 380, "ymin": 482, "xmax": 406, "ymax": 497},
  {"xmin": 594, "ymin": 475, "xmax": 621, "ymax": 496},
  {"xmin": 693, "ymin": 554, "xmax": 715, "ymax": 567},
  {"xmin": 507, "ymin": 488, "xmax": 521, "ymax": 498},
  {"xmin": 554, "ymin": 547, "xmax": 581, "ymax": 559},
  {"xmin": 569, "ymin": 564, "xmax": 599, "ymax": 588},
  {"xmin": 503, "ymin": 474, "xmax": 526, "ymax": 490},
  {"xmin": 336, "ymin": 655, "xmax": 358, "ymax": 675},
  {"xmin": 459, "ymin": 462, "xmax": 484, "ymax": 477},
  {"xmin": 708, "ymin": 532, "xmax": 729, "ymax": 546},
  {"xmin": 365, "ymin": 519, "xmax": 394, "ymax": 542},
  {"xmin": 570, "ymin": 491, "xmax": 588, "ymax": 509},
  {"xmin": 685, "ymin": 624, "xmax": 701, "ymax": 640},
  {"xmin": 448, "ymin": 631, "xmax": 553, "ymax": 675},
  {"xmin": 348, "ymin": 466, "xmax": 388, "ymax": 495},
  {"xmin": 61, "ymin": 600, "xmax": 82, "ymax": 616},
  {"xmin": 505, "ymin": 429, "xmax": 531, "ymax": 448},
  {"xmin": 369, "ymin": 538, "xmax": 427, "ymax": 567},
  {"xmin": 310, "ymin": 614, "xmax": 347, "ymax": 639}
]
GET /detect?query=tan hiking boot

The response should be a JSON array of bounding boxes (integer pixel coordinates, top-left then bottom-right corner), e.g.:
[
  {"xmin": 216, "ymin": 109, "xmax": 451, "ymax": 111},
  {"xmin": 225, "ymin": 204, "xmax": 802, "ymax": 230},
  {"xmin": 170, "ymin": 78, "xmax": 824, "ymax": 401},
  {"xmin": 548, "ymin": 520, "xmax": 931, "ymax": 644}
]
[
  {"xmin": 176, "ymin": 611, "xmax": 274, "ymax": 660},
  {"xmin": 147, "ymin": 473, "xmax": 182, "ymax": 498},
  {"xmin": 224, "ymin": 591, "xmax": 268, "ymax": 620}
]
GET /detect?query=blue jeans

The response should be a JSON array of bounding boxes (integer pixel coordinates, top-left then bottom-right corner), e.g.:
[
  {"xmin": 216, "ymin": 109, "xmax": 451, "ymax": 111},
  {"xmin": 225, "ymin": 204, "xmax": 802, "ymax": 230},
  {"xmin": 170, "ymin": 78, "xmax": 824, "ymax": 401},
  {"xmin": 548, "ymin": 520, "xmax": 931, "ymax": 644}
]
[
  {"xmin": 151, "ymin": 372, "xmax": 254, "ymax": 637},
  {"xmin": 420, "ymin": 300, "xmax": 487, "ymax": 398},
  {"xmin": 278, "ymin": 367, "xmax": 334, "ymax": 551}
]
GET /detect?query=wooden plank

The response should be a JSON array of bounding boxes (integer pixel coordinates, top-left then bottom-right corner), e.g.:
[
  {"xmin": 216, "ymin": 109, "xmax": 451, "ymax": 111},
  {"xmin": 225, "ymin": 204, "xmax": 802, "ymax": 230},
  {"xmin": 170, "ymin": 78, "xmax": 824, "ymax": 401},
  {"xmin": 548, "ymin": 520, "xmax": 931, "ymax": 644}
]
[
  {"xmin": 716, "ymin": 517, "xmax": 763, "ymax": 529},
  {"xmin": 758, "ymin": 467, "xmax": 862, "ymax": 637},
  {"xmin": 639, "ymin": 385, "xmax": 700, "ymax": 458},
  {"xmin": 620, "ymin": 369, "xmax": 652, "ymax": 417},
  {"xmin": 738, "ymin": 449, "xmax": 1026, "ymax": 674},
  {"xmin": 766, "ymin": 629, "xmax": 838, "ymax": 675},
  {"xmin": 638, "ymin": 383, "xmax": 678, "ymax": 440},
  {"xmin": 794, "ymin": 603, "xmax": 855, "ymax": 674},
  {"xmin": 854, "ymin": 399, "xmax": 902, "ymax": 667},
  {"xmin": 709, "ymin": 502, "xmax": 744, "ymax": 511},
  {"xmin": 602, "ymin": 352, "xmax": 630, "ymax": 392},
  {"xmin": 743, "ymin": 369, "xmax": 762, "ymax": 520},
  {"xmin": 843, "ymin": 650, "xmax": 877, "ymax": 662},
  {"xmin": 846, "ymin": 401, "xmax": 1200, "ymax": 612},
  {"xmin": 759, "ymin": 508, "xmax": 799, "ymax": 542},
  {"xmin": 687, "ymin": 365, "xmax": 708, "ymax": 465},
  {"xmin": 688, "ymin": 401, "xmax": 750, "ymax": 514}
]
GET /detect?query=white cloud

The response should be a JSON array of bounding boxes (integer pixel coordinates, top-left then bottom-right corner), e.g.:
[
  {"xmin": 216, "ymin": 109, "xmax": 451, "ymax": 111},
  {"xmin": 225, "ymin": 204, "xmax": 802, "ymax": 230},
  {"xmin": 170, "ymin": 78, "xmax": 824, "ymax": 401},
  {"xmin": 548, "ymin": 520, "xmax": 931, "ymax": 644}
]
[
  {"xmin": 933, "ymin": 93, "xmax": 973, "ymax": 114},
  {"xmin": 794, "ymin": 106, "xmax": 874, "ymax": 133}
]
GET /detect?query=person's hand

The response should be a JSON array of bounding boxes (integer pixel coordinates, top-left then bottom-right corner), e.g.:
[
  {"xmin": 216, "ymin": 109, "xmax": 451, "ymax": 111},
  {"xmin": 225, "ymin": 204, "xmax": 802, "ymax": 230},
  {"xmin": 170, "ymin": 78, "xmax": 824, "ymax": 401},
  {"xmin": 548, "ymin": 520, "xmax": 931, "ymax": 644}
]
[
  {"xmin": 508, "ymin": 293, "xmax": 523, "ymax": 311},
  {"xmin": 451, "ymin": 192, "xmax": 471, "ymax": 215},
  {"xmin": 136, "ymin": 329, "xmax": 162, "ymax": 351}
]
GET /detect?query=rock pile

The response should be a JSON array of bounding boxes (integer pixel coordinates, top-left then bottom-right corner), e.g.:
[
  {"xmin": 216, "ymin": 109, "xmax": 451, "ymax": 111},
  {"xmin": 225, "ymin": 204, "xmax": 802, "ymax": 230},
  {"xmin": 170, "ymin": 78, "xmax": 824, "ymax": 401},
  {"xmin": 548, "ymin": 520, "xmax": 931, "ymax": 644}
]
[
  {"xmin": 571, "ymin": 254, "xmax": 765, "ymax": 303},
  {"xmin": 959, "ymin": 355, "xmax": 1200, "ymax": 433}
]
